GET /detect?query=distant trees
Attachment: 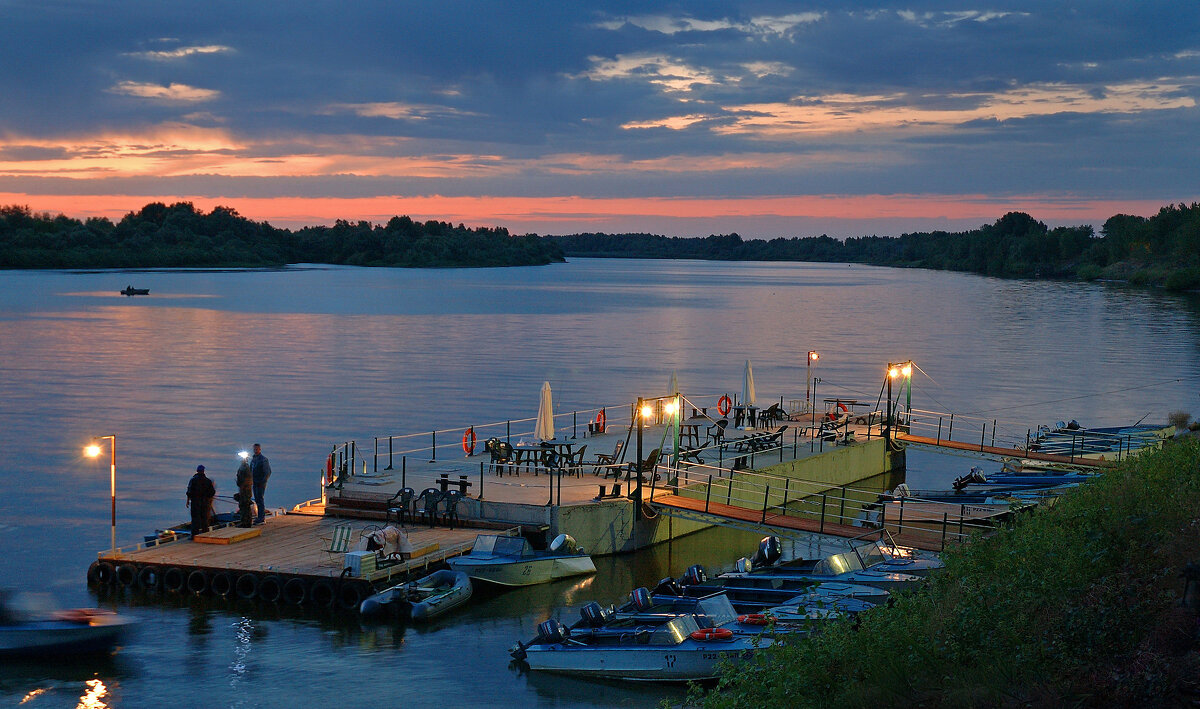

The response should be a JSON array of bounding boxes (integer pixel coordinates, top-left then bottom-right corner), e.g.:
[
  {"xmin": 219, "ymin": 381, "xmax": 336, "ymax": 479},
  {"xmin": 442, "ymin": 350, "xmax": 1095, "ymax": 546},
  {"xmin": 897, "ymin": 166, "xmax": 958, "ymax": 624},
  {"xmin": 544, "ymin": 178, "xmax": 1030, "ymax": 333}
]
[
  {"xmin": 0, "ymin": 202, "xmax": 564, "ymax": 269},
  {"xmin": 546, "ymin": 203, "xmax": 1200, "ymax": 290}
]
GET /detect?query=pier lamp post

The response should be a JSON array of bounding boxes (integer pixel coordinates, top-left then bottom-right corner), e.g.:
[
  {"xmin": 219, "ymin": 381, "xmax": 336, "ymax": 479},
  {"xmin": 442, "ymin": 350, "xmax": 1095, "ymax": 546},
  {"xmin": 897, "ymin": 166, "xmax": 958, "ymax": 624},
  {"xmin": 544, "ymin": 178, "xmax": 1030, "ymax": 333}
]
[
  {"xmin": 806, "ymin": 351, "xmax": 819, "ymax": 411},
  {"xmin": 84, "ymin": 435, "xmax": 117, "ymax": 552},
  {"xmin": 886, "ymin": 361, "xmax": 913, "ymax": 438}
]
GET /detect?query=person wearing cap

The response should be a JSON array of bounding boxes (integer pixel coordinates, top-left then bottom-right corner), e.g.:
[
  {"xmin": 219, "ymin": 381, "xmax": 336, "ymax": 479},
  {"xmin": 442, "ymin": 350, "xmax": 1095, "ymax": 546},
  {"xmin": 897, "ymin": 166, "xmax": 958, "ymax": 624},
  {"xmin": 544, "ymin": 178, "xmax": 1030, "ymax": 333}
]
[{"xmin": 186, "ymin": 465, "xmax": 216, "ymax": 537}]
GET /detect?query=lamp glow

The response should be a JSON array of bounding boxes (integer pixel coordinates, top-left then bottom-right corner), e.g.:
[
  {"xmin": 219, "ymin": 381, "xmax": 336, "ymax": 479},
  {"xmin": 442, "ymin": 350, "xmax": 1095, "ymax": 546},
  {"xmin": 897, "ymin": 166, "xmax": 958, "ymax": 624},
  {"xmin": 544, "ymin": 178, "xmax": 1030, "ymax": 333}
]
[
  {"xmin": 901, "ymin": 364, "xmax": 912, "ymax": 377},
  {"xmin": 888, "ymin": 366, "xmax": 901, "ymax": 378},
  {"xmin": 809, "ymin": 351, "xmax": 819, "ymax": 361},
  {"xmin": 84, "ymin": 444, "xmax": 102, "ymax": 458},
  {"xmin": 238, "ymin": 450, "xmax": 249, "ymax": 460},
  {"xmin": 663, "ymin": 400, "xmax": 678, "ymax": 415},
  {"xmin": 640, "ymin": 404, "xmax": 653, "ymax": 420}
]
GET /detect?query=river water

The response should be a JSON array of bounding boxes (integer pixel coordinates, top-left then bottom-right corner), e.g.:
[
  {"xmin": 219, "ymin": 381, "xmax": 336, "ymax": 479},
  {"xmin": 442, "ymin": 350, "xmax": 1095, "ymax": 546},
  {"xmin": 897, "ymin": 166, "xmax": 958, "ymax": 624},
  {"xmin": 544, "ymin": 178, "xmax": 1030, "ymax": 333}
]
[{"xmin": 1, "ymin": 259, "xmax": 1198, "ymax": 707}]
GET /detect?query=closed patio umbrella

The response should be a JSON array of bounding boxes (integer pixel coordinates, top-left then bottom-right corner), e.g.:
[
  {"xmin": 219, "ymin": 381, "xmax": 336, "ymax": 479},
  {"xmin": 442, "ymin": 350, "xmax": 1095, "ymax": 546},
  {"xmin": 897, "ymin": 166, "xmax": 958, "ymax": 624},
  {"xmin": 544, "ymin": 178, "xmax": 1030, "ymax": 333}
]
[
  {"xmin": 742, "ymin": 360, "xmax": 757, "ymax": 408},
  {"xmin": 535, "ymin": 381, "xmax": 555, "ymax": 441}
]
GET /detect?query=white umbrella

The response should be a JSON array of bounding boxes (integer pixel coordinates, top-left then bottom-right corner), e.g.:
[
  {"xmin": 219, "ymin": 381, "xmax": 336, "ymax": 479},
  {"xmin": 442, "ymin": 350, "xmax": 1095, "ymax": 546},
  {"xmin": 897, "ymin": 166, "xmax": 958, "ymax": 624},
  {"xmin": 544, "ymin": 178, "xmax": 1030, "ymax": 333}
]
[
  {"xmin": 534, "ymin": 381, "xmax": 555, "ymax": 440},
  {"xmin": 742, "ymin": 360, "xmax": 757, "ymax": 408},
  {"xmin": 667, "ymin": 370, "xmax": 679, "ymax": 397}
]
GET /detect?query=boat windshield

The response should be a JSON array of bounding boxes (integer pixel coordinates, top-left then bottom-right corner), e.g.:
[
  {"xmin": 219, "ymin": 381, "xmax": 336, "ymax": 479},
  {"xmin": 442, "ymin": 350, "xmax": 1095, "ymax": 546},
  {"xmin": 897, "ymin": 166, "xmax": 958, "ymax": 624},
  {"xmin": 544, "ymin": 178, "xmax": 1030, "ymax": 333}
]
[
  {"xmin": 693, "ymin": 595, "xmax": 737, "ymax": 626},
  {"xmin": 812, "ymin": 551, "xmax": 862, "ymax": 575},
  {"xmin": 649, "ymin": 615, "xmax": 699, "ymax": 646},
  {"xmin": 851, "ymin": 540, "xmax": 887, "ymax": 568},
  {"xmin": 492, "ymin": 535, "xmax": 530, "ymax": 557}
]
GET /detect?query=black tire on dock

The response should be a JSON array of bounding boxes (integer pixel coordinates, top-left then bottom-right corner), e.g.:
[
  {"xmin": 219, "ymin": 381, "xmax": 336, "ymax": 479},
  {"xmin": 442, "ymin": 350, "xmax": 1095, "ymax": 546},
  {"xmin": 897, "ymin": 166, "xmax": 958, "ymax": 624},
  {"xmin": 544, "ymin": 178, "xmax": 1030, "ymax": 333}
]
[
  {"xmin": 115, "ymin": 564, "xmax": 137, "ymax": 587},
  {"xmin": 282, "ymin": 577, "xmax": 308, "ymax": 605},
  {"xmin": 186, "ymin": 569, "xmax": 210, "ymax": 595},
  {"xmin": 337, "ymin": 580, "xmax": 369, "ymax": 610},
  {"xmin": 87, "ymin": 561, "xmax": 115, "ymax": 586},
  {"xmin": 210, "ymin": 571, "xmax": 234, "ymax": 597},
  {"xmin": 163, "ymin": 566, "xmax": 186, "ymax": 593},
  {"xmin": 137, "ymin": 566, "xmax": 161, "ymax": 591},
  {"xmin": 235, "ymin": 573, "xmax": 259, "ymax": 600},
  {"xmin": 259, "ymin": 575, "xmax": 283, "ymax": 603},
  {"xmin": 310, "ymin": 579, "xmax": 336, "ymax": 607}
]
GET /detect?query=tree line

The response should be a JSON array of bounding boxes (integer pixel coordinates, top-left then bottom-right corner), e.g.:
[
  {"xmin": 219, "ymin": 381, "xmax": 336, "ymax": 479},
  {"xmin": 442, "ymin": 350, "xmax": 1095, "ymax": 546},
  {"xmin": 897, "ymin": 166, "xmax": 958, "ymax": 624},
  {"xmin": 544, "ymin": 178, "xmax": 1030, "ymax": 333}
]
[
  {"xmin": 548, "ymin": 203, "xmax": 1200, "ymax": 291},
  {"xmin": 0, "ymin": 202, "xmax": 563, "ymax": 269}
]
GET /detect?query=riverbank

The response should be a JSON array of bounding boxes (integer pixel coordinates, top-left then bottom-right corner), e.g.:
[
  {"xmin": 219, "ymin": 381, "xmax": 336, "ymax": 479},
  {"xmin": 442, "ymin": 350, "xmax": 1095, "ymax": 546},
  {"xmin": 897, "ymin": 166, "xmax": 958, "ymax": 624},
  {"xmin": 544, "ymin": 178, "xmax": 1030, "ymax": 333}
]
[{"xmin": 697, "ymin": 435, "xmax": 1200, "ymax": 708}]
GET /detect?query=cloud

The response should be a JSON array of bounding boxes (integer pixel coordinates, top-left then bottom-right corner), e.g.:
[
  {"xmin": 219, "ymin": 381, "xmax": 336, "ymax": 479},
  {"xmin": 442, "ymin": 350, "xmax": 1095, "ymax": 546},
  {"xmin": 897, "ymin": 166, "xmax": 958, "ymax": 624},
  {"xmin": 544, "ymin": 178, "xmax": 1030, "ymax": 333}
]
[
  {"xmin": 896, "ymin": 10, "xmax": 1026, "ymax": 27},
  {"xmin": 126, "ymin": 45, "xmax": 234, "ymax": 60},
  {"xmin": 321, "ymin": 102, "xmax": 479, "ymax": 121},
  {"xmin": 109, "ymin": 81, "xmax": 220, "ymax": 102},
  {"xmin": 597, "ymin": 12, "xmax": 823, "ymax": 39},
  {"xmin": 575, "ymin": 54, "xmax": 717, "ymax": 92}
]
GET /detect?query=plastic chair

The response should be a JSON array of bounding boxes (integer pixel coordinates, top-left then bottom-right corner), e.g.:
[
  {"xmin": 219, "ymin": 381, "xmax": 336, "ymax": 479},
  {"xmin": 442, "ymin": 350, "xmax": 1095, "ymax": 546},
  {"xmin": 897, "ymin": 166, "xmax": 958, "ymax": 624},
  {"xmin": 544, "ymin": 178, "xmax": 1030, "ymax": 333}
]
[
  {"xmin": 440, "ymin": 489, "xmax": 464, "ymax": 529},
  {"xmin": 492, "ymin": 441, "xmax": 515, "ymax": 476},
  {"xmin": 414, "ymin": 488, "xmax": 444, "ymax": 528},
  {"xmin": 706, "ymin": 420, "xmax": 728, "ymax": 447},
  {"xmin": 564, "ymin": 444, "xmax": 588, "ymax": 477},
  {"xmin": 624, "ymin": 448, "xmax": 661, "ymax": 482},
  {"xmin": 385, "ymin": 487, "xmax": 415, "ymax": 527},
  {"xmin": 592, "ymin": 440, "xmax": 624, "ymax": 477}
]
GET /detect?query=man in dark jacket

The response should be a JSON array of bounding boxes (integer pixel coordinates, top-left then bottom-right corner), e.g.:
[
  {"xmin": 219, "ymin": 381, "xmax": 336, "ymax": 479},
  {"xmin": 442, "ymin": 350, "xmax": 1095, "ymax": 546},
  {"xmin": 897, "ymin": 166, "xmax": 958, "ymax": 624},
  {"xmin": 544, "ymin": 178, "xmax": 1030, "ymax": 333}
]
[
  {"xmin": 186, "ymin": 465, "xmax": 216, "ymax": 537},
  {"xmin": 249, "ymin": 443, "xmax": 272, "ymax": 524},
  {"xmin": 235, "ymin": 458, "xmax": 253, "ymax": 527}
]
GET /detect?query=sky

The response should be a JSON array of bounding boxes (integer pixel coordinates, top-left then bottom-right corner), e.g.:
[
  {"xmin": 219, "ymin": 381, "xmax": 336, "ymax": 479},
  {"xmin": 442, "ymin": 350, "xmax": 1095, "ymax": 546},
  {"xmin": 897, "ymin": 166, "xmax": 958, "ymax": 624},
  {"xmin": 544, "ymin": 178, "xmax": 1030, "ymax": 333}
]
[{"xmin": 1, "ymin": 1, "xmax": 1198, "ymax": 237}]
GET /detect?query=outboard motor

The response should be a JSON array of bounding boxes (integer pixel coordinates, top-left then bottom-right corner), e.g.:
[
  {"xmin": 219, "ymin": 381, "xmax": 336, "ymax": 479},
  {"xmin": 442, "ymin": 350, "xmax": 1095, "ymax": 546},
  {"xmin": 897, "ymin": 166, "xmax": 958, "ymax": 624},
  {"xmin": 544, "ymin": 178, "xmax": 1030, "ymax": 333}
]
[
  {"xmin": 536, "ymin": 619, "xmax": 570, "ymax": 643},
  {"xmin": 891, "ymin": 483, "xmax": 911, "ymax": 498},
  {"xmin": 1055, "ymin": 421, "xmax": 1067, "ymax": 432},
  {"xmin": 1067, "ymin": 419, "xmax": 1081, "ymax": 430},
  {"xmin": 629, "ymin": 587, "xmax": 654, "ymax": 611},
  {"xmin": 549, "ymin": 533, "xmax": 578, "ymax": 554},
  {"xmin": 969, "ymin": 467, "xmax": 987, "ymax": 484},
  {"xmin": 579, "ymin": 601, "xmax": 611, "ymax": 628},
  {"xmin": 750, "ymin": 536, "xmax": 782, "ymax": 568},
  {"xmin": 951, "ymin": 475, "xmax": 969, "ymax": 492},
  {"xmin": 734, "ymin": 557, "xmax": 753, "ymax": 573},
  {"xmin": 653, "ymin": 577, "xmax": 683, "ymax": 596},
  {"xmin": 682, "ymin": 564, "xmax": 707, "ymax": 586}
]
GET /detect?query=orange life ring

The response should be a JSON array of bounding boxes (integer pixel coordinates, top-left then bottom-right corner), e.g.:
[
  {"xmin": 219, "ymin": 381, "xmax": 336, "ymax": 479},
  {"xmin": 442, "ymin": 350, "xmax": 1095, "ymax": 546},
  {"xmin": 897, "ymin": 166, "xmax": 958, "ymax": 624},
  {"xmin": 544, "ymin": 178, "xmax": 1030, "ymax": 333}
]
[
  {"xmin": 690, "ymin": 627, "xmax": 734, "ymax": 641},
  {"xmin": 737, "ymin": 613, "xmax": 769, "ymax": 626},
  {"xmin": 827, "ymin": 402, "xmax": 848, "ymax": 420},
  {"xmin": 717, "ymin": 395, "xmax": 732, "ymax": 417},
  {"xmin": 323, "ymin": 454, "xmax": 335, "ymax": 486},
  {"xmin": 597, "ymin": 408, "xmax": 606, "ymax": 432},
  {"xmin": 462, "ymin": 427, "xmax": 477, "ymax": 456}
]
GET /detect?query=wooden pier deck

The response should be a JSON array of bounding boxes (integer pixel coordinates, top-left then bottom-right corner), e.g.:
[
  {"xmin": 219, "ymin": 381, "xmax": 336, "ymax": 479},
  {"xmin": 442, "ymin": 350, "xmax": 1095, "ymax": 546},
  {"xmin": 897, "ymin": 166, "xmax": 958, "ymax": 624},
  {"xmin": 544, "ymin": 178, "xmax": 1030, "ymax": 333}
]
[
  {"xmin": 894, "ymin": 432, "xmax": 1118, "ymax": 468},
  {"xmin": 93, "ymin": 513, "xmax": 485, "ymax": 608}
]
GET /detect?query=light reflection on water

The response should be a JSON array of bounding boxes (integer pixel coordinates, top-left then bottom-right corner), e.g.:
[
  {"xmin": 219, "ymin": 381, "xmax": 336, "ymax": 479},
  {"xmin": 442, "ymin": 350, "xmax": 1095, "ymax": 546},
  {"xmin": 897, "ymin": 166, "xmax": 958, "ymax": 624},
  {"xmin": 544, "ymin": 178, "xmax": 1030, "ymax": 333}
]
[{"xmin": 1, "ymin": 259, "xmax": 1198, "ymax": 707}]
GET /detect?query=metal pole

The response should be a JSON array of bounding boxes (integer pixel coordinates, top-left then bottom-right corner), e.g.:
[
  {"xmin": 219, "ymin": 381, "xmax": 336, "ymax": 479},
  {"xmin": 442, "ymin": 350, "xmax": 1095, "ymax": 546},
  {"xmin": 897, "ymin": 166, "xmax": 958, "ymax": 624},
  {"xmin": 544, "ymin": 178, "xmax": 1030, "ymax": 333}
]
[
  {"xmin": 980, "ymin": 424, "xmax": 986, "ymax": 451},
  {"xmin": 350, "ymin": 441, "xmax": 356, "ymax": 479},
  {"xmin": 401, "ymin": 456, "xmax": 406, "ymax": 490},
  {"xmin": 941, "ymin": 512, "xmax": 948, "ymax": 550},
  {"xmin": 635, "ymin": 398, "xmax": 644, "ymax": 508},
  {"xmin": 479, "ymin": 461, "xmax": 484, "ymax": 501},
  {"xmin": 108, "ymin": 436, "xmax": 116, "ymax": 552},
  {"xmin": 782, "ymin": 478, "xmax": 789, "ymax": 509},
  {"xmin": 373, "ymin": 437, "xmax": 378, "ymax": 473},
  {"xmin": 898, "ymin": 498, "xmax": 905, "ymax": 528},
  {"xmin": 948, "ymin": 414, "xmax": 954, "ymax": 440},
  {"xmin": 761, "ymin": 485, "xmax": 771, "ymax": 524},
  {"xmin": 991, "ymin": 420, "xmax": 997, "ymax": 448},
  {"xmin": 938, "ymin": 417, "xmax": 943, "ymax": 444},
  {"xmin": 839, "ymin": 486, "xmax": 846, "ymax": 524},
  {"xmin": 572, "ymin": 411, "xmax": 577, "ymax": 439},
  {"xmin": 819, "ymin": 492, "xmax": 827, "ymax": 532},
  {"xmin": 705, "ymin": 475, "xmax": 713, "ymax": 513},
  {"xmin": 386, "ymin": 436, "xmax": 393, "ymax": 470},
  {"xmin": 506, "ymin": 420, "xmax": 511, "ymax": 444},
  {"xmin": 430, "ymin": 431, "xmax": 436, "ymax": 463}
]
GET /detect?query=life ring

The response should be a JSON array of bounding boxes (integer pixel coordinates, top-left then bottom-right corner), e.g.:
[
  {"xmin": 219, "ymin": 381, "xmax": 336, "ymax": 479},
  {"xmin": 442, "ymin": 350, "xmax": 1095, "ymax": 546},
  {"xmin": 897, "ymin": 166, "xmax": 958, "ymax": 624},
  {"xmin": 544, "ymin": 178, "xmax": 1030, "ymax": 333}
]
[
  {"xmin": 463, "ymin": 427, "xmax": 477, "ymax": 456},
  {"xmin": 597, "ymin": 408, "xmax": 606, "ymax": 432},
  {"xmin": 690, "ymin": 627, "xmax": 734, "ymax": 641},
  {"xmin": 324, "ymin": 454, "xmax": 335, "ymax": 486},
  {"xmin": 827, "ymin": 402, "xmax": 849, "ymax": 420},
  {"xmin": 717, "ymin": 395, "xmax": 732, "ymax": 417},
  {"xmin": 737, "ymin": 613, "xmax": 769, "ymax": 626}
]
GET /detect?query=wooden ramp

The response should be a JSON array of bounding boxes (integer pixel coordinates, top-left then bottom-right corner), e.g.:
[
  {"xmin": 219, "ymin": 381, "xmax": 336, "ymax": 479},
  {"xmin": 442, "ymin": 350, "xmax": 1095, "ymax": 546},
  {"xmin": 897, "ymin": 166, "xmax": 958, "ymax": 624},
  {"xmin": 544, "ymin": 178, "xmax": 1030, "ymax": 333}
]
[
  {"xmin": 648, "ymin": 493, "xmax": 956, "ymax": 552},
  {"xmin": 894, "ymin": 432, "xmax": 1117, "ymax": 468}
]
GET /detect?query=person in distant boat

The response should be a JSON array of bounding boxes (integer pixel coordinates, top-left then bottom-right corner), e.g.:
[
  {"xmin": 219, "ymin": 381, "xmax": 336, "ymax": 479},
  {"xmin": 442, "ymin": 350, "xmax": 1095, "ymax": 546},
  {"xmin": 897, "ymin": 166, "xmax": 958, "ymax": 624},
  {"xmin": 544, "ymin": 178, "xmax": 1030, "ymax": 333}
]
[
  {"xmin": 186, "ymin": 465, "xmax": 216, "ymax": 537},
  {"xmin": 249, "ymin": 443, "xmax": 272, "ymax": 524},
  {"xmin": 235, "ymin": 457, "xmax": 253, "ymax": 527}
]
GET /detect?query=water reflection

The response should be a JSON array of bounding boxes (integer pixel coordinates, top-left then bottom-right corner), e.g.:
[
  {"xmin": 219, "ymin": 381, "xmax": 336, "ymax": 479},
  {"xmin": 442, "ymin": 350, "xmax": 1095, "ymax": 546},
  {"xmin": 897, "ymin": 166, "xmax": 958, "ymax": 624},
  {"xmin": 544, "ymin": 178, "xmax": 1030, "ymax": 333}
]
[{"xmin": 75, "ymin": 679, "xmax": 108, "ymax": 709}]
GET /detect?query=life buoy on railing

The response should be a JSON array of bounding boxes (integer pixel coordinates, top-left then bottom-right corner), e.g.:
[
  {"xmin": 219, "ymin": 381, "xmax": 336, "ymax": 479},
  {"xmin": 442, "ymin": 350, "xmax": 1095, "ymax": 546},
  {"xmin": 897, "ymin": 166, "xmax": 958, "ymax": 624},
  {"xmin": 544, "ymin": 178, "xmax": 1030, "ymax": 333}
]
[
  {"xmin": 717, "ymin": 395, "xmax": 732, "ymax": 417},
  {"xmin": 463, "ymin": 427, "xmax": 477, "ymax": 456},
  {"xmin": 690, "ymin": 627, "xmax": 734, "ymax": 641},
  {"xmin": 323, "ymin": 454, "xmax": 336, "ymax": 487},
  {"xmin": 597, "ymin": 408, "xmax": 606, "ymax": 432},
  {"xmin": 827, "ymin": 402, "xmax": 848, "ymax": 420},
  {"xmin": 737, "ymin": 613, "xmax": 770, "ymax": 626}
]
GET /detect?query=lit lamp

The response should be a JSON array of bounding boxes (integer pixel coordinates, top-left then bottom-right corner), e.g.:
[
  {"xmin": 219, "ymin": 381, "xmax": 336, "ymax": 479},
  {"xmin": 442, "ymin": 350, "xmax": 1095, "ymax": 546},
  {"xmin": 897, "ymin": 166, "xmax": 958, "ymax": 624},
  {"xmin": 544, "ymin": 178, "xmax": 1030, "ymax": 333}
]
[
  {"xmin": 84, "ymin": 435, "xmax": 117, "ymax": 552},
  {"xmin": 885, "ymin": 361, "xmax": 914, "ymax": 437},
  {"xmin": 806, "ymin": 350, "xmax": 819, "ymax": 418}
]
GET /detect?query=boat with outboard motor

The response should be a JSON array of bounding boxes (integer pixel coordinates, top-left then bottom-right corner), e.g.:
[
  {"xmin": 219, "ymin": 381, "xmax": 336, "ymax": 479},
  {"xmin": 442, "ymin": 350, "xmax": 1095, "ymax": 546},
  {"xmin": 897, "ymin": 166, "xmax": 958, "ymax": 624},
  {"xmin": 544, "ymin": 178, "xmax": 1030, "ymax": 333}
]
[
  {"xmin": 0, "ymin": 590, "xmax": 138, "ymax": 658},
  {"xmin": 663, "ymin": 563, "xmax": 889, "ymax": 609},
  {"xmin": 723, "ymin": 537, "xmax": 926, "ymax": 593},
  {"xmin": 447, "ymin": 532, "xmax": 595, "ymax": 587},
  {"xmin": 511, "ymin": 593, "xmax": 779, "ymax": 682},
  {"xmin": 359, "ymin": 569, "xmax": 472, "ymax": 621},
  {"xmin": 613, "ymin": 586, "xmax": 852, "ymax": 629}
]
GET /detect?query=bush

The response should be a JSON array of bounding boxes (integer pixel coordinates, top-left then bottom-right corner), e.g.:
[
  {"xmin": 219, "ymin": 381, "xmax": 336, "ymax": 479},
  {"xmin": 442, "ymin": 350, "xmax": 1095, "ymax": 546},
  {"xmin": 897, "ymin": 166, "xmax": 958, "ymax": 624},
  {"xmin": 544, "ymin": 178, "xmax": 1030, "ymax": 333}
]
[
  {"xmin": 1075, "ymin": 263, "xmax": 1103, "ymax": 281},
  {"xmin": 1164, "ymin": 267, "xmax": 1200, "ymax": 292}
]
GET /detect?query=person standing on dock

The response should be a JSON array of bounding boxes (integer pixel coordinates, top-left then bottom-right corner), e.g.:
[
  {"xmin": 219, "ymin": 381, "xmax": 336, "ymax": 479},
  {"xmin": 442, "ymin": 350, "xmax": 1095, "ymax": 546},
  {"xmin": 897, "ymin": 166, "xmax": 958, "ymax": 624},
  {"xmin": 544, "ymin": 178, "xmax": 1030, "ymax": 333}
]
[
  {"xmin": 250, "ymin": 443, "xmax": 272, "ymax": 525},
  {"xmin": 235, "ymin": 457, "xmax": 253, "ymax": 527},
  {"xmin": 186, "ymin": 465, "xmax": 216, "ymax": 537}
]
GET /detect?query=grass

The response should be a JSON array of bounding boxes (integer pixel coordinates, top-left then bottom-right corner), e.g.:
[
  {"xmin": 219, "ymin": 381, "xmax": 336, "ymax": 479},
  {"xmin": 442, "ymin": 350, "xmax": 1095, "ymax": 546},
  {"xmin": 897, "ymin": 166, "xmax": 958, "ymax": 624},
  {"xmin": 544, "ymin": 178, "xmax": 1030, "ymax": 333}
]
[{"xmin": 695, "ymin": 437, "xmax": 1200, "ymax": 708}]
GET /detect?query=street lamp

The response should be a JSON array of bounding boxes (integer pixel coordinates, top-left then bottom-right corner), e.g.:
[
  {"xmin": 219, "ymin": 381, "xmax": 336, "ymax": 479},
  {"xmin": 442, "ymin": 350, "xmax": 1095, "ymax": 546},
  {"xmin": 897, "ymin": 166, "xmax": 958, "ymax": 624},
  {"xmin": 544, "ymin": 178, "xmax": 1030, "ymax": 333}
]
[
  {"xmin": 84, "ymin": 435, "xmax": 117, "ymax": 552},
  {"xmin": 886, "ymin": 361, "xmax": 914, "ymax": 437},
  {"xmin": 806, "ymin": 351, "xmax": 819, "ymax": 411}
]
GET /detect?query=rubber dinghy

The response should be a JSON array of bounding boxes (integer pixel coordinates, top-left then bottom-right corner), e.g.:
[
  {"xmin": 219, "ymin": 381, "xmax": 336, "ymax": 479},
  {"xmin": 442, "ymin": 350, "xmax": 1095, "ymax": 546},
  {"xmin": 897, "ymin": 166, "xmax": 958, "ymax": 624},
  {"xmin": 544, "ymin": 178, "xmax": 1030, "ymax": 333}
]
[
  {"xmin": 448, "ymin": 533, "xmax": 595, "ymax": 587},
  {"xmin": 360, "ymin": 569, "xmax": 473, "ymax": 622}
]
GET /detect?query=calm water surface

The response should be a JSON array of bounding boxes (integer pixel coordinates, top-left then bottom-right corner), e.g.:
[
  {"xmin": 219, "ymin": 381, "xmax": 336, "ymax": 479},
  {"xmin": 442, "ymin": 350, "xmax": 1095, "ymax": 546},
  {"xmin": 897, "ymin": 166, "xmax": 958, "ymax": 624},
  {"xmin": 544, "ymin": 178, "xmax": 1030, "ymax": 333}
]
[{"xmin": 2, "ymin": 259, "xmax": 1199, "ymax": 707}]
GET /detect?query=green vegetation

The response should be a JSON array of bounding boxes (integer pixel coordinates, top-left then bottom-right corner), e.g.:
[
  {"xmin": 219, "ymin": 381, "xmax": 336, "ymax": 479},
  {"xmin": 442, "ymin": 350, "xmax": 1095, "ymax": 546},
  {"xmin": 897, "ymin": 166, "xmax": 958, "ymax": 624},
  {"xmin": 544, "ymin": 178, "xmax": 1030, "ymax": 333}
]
[
  {"xmin": 697, "ymin": 437, "xmax": 1200, "ymax": 708},
  {"xmin": 550, "ymin": 203, "xmax": 1200, "ymax": 290},
  {"xmin": 0, "ymin": 202, "xmax": 563, "ymax": 269}
]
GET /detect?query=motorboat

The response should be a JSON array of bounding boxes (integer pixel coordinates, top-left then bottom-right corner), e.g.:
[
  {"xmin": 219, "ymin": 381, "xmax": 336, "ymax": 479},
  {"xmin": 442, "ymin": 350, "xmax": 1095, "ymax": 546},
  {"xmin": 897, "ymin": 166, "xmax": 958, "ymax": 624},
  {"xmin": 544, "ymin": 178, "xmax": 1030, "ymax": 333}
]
[
  {"xmin": 511, "ymin": 593, "xmax": 774, "ymax": 682},
  {"xmin": 611, "ymin": 588, "xmax": 853, "ymax": 630},
  {"xmin": 844, "ymin": 537, "xmax": 945, "ymax": 577},
  {"xmin": 724, "ymin": 537, "xmax": 926, "ymax": 593},
  {"xmin": 360, "ymin": 569, "xmax": 472, "ymax": 622},
  {"xmin": 447, "ymin": 533, "xmax": 595, "ymax": 587},
  {"xmin": 0, "ymin": 591, "xmax": 137, "ymax": 658},
  {"xmin": 664, "ymin": 564, "xmax": 890, "ymax": 609},
  {"xmin": 119, "ymin": 286, "xmax": 149, "ymax": 296}
]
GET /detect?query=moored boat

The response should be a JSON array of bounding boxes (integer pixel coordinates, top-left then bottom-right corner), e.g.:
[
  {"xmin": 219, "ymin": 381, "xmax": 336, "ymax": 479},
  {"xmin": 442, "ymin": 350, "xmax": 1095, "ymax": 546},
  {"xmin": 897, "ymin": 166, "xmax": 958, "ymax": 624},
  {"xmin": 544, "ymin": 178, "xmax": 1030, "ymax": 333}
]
[
  {"xmin": 119, "ymin": 286, "xmax": 150, "ymax": 296},
  {"xmin": 447, "ymin": 533, "xmax": 595, "ymax": 587},
  {"xmin": 360, "ymin": 569, "xmax": 472, "ymax": 621}
]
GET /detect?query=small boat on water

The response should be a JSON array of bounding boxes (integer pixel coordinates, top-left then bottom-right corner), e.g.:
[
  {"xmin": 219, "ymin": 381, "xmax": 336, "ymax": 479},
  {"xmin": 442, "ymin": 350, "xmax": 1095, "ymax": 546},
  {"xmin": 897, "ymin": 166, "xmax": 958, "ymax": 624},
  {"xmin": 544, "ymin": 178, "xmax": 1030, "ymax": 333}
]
[
  {"xmin": 120, "ymin": 286, "xmax": 149, "ymax": 296},
  {"xmin": 447, "ymin": 533, "xmax": 595, "ymax": 587},
  {"xmin": 511, "ymin": 593, "xmax": 775, "ymax": 682},
  {"xmin": 663, "ymin": 563, "xmax": 889, "ymax": 609},
  {"xmin": 360, "ymin": 569, "xmax": 472, "ymax": 621},
  {"xmin": 0, "ymin": 591, "xmax": 137, "ymax": 658},
  {"xmin": 724, "ymin": 537, "xmax": 926, "ymax": 593}
]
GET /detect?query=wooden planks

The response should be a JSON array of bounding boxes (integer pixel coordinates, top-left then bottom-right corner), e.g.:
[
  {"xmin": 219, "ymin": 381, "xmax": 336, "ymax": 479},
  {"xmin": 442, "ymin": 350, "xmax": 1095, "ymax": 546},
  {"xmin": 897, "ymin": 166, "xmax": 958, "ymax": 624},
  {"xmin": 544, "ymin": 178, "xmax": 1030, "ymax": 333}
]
[{"xmin": 193, "ymin": 526, "xmax": 262, "ymax": 545}]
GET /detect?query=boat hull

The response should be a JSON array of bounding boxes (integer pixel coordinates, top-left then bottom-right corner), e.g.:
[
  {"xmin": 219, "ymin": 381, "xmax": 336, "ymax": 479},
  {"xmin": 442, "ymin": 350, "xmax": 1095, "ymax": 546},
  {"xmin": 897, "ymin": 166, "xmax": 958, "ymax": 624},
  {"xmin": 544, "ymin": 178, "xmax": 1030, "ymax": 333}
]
[
  {"xmin": 448, "ymin": 554, "xmax": 595, "ymax": 587},
  {"xmin": 360, "ymin": 569, "xmax": 473, "ymax": 621},
  {"xmin": 522, "ymin": 639, "xmax": 763, "ymax": 681},
  {"xmin": 0, "ymin": 613, "xmax": 136, "ymax": 658}
]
